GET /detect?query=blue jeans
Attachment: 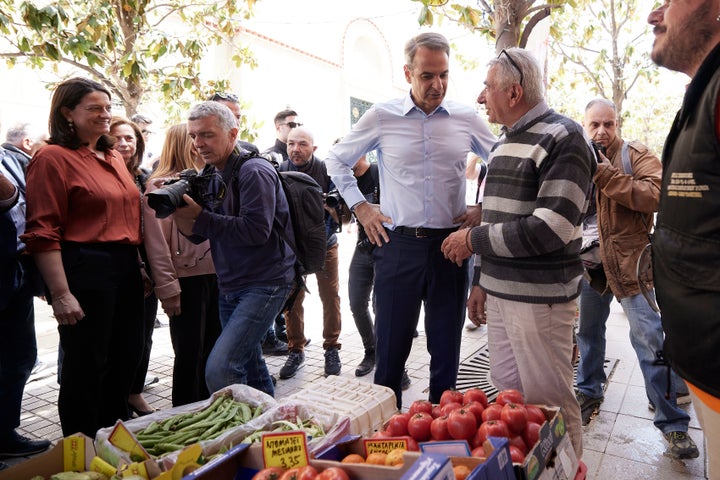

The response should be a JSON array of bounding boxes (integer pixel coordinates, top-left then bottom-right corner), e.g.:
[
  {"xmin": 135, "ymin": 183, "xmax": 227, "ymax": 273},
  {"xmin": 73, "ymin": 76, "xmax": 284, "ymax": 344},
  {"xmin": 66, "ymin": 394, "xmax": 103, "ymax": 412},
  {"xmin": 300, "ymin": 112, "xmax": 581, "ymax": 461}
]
[
  {"xmin": 205, "ymin": 284, "xmax": 292, "ymax": 397},
  {"xmin": 576, "ymin": 279, "xmax": 690, "ymax": 433}
]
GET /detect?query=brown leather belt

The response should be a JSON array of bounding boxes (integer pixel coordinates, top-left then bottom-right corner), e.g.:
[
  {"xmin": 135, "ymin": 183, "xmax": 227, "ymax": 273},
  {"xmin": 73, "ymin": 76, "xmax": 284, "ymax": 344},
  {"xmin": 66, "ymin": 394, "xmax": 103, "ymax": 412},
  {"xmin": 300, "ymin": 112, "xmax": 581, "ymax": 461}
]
[{"xmin": 392, "ymin": 226, "xmax": 458, "ymax": 238}]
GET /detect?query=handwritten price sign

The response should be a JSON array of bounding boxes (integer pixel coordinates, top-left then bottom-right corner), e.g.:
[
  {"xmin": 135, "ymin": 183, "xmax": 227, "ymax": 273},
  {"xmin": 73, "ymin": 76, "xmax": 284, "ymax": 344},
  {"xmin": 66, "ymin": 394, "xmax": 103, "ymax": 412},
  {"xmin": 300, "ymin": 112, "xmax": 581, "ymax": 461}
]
[{"xmin": 261, "ymin": 431, "xmax": 309, "ymax": 469}]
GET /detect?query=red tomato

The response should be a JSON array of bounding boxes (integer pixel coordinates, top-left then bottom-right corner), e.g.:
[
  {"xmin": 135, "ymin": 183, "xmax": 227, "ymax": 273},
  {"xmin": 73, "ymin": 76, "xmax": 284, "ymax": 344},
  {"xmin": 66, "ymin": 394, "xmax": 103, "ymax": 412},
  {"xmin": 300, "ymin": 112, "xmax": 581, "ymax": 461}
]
[
  {"xmin": 386, "ymin": 412, "xmax": 410, "ymax": 437},
  {"xmin": 525, "ymin": 404, "xmax": 547, "ymax": 426},
  {"xmin": 252, "ymin": 467, "xmax": 285, "ymax": 480},
  {"xmin": 509, "ymin": 445, "xmax": 526, "ymax": 463},
  {"xmin": 296, "ymin": 466, "xmax": 318, "ymax": 480},
  {"xmin": 509, "ymin": 435, "xmax": 528, "ymax": 455},
  {"xmin": 280, "ymin": 468, "xmax": 299, "ymax": 480},
  {"xmin": 496, "ymin": 389, "xmax": 525, "ymax": 406},
  {"xmin": 370, "ymin": 429, "xmax": 391, "ymax": 438},
  {"xmin": 447, "ymin": 408, "xmax": 477, "ymax": 441},
  {"xmin": 430, "ymin": 415, "xmax": 451, "ymax": 441},
  {"xmin": 408, "ymin": 399, "xmax": 433, "ymax": 416},
  {"xmin": 439, "ymin": 389, "xmax": 464, "ymax": 407},
  {"xmin": 501, "ymin": 402, "xmax": 528, "ymax": 435},
  {"xmin": 463, "ymin": 388, "xmax": 489, "ymax": 408},
  {"xmin": 481, "ymin": 403, "xmax": 503, "ymax": 422},
  {"xmin": 464, "ymin": 400, "xmax": 485, "ymax": 425},
  {"xmin": 407, "ymin": 411, "xmax": 433, "ymax": 441},
  {"xmin": 476, "ymin": 419, "xmax": 510, "ymax": 445},
  {"xmin": 440, "ymin": 401, "xmax": 463, "ymax": 416},
  {"xmin": 431, "ymin": 405, "xmax": 443, "ymax": 419},
  {"xmin": 470, "ymin": 446, "xmax": 487, "ymax": 460},
  {"xmin": 316, "ymin": 467, "xmax": 349, "ymax": 480},
  {"xmin": 405, "ymin": 435, "xmax": 419, "ymax": 451},
  {"xmin": 522, "ymin": 421, "xmax": 542, "ymax": 450}
]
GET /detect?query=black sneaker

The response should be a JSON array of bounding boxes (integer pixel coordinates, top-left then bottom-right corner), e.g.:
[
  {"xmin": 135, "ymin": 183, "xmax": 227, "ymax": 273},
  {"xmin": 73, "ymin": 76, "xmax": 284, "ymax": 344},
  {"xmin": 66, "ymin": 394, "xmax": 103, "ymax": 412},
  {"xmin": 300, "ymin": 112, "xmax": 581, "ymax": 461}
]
[
  {"xmin": 0, "ymin": 432, "xmax": 51, "ymax": 458},
  {"xmin": 324, "ymin": 348, "xmax": 341, "ymax": 376},
  {"xmin": 355, "ymin": 351, "xmax": 375, "ymax": 377},
  {"xmin": 262, "ymin": 336, "xmax": 289, "ymax": 356},
  {"xmin": 401, "ymin": 370, "xmax": 411, "ymax": 390},
  {"xmin": 664, "ymin": 431, "xmax": 699, "ymax": 459},
  {"xmin": 576, "ymin": 392, "xmax": 603, "ymax": 426},
  {"xmin": 279, "ymin": 350, "xmax": 305, "ymax": 379}
]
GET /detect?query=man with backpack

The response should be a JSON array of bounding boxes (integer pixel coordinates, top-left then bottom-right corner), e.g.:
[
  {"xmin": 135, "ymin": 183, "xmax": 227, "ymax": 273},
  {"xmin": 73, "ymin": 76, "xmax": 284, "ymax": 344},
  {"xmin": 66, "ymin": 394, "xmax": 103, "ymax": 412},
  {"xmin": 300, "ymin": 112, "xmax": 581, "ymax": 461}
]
[
  {"xmin": 172, "ymin": 101, "xmax": 296, "ymax": 396},
  {"xmin": 278, "ymin": 126, "xmax": 342, "ymax": 379},
  {"xmin": 574, "ymin": 98, "xmax": 697, "ymax": 459}
]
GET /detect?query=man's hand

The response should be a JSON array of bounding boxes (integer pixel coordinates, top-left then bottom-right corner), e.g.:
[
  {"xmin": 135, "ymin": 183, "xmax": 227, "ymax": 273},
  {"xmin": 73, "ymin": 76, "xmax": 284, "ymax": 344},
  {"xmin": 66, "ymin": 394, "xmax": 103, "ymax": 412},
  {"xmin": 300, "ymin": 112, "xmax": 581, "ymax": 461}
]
[
  {"xmin": 51, "ymin": 292, "xmax": 85, "ymax": 326},
  {"xmin": 453, "ymin": 204, "xmax": 483, "ymax": 229},
  {"xmin": 354, "ymin": 202, "xmax": 392, "ymax": 246},
  {"xmin": 173, "ymin": 194, "xmax": 202, "ymax": 236},
  {"xmin": 441, "ymin": 227, "xmax": 473, "ymax": 266},
  {"xmin": 467, "ymin": 285, "xmax": 487, "ymax": 326}
]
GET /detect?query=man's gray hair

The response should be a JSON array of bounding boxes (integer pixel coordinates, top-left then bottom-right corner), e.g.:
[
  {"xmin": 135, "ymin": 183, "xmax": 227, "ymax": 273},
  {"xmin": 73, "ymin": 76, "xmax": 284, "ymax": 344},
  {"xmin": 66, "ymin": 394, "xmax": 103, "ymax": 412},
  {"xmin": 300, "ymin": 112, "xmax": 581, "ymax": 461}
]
[
  {"xmin": 585, "ymin": 97, "xmax": 616, "ymax": 113},
  {"xmin": 404, "ymin": 32, "xmax": 450, "ymax": 67},
  {"xmin": 5, "ymin": 122, "xmax": 45, "ymax": 144},
  {"xmin": 187, "ymin": 101, "xmax": 237, "ymax": 132},
  {"xmin": 489, "ymin": 48, "xmax": 545, "ymax": 105}
]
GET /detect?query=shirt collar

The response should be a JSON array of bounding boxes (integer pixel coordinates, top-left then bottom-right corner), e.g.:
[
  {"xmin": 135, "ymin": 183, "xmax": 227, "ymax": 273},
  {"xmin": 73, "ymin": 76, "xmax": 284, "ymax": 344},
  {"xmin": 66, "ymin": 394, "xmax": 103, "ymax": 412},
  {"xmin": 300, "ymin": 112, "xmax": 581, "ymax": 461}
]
[
  {"xmin": 502, "ymin": 100, "xmax": 550, "ymax": 135},
  {"xmin": 403, "ymin": 90, "xmax": 450, "ymax": 116}
]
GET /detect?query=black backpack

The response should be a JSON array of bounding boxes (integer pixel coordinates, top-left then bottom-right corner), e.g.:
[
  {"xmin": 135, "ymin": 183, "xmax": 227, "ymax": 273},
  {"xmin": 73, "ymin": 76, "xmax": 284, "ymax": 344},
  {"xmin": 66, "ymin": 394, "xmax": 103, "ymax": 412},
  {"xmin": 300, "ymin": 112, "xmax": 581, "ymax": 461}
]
[{"xmin": 230, "ymin": 150, "xmax": 327, "ymax": 275}]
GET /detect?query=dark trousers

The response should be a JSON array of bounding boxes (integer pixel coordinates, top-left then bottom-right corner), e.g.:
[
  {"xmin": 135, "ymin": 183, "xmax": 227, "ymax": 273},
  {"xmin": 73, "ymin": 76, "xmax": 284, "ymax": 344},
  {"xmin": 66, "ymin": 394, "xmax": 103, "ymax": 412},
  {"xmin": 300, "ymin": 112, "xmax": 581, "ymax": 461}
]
[
  {"xmin": 129, "ymin": 293, "xmax": 158, "ymax": 395},
  {"xmin": 57, "ymin": 244, "xmax": 144, "ymax": 437},
  {"xmin": 348, "ymin": 247, "xmax": 376, "ymax": 353},
  {"xmin": 0, "ymin": 283, "xmax": 36, "ymax": 437},
  {"xmin": 373, "ymin": 230, "xmax": 467, "ymax": 408},
  {"xmin": 169, "ymin": 274, "xmax": 220, "ymax": 406}
]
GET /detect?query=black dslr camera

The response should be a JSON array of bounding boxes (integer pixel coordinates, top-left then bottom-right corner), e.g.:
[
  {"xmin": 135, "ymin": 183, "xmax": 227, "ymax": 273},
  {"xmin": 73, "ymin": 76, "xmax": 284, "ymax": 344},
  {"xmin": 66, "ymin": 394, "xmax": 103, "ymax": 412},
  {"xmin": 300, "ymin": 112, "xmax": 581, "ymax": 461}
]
[
  {"xmin": 146, "ymin": 169, "xmax": 214, "ymax": 218},
  {"xmin": 324, "ymin": 189, "xmax": 343, "ymax": 209}
]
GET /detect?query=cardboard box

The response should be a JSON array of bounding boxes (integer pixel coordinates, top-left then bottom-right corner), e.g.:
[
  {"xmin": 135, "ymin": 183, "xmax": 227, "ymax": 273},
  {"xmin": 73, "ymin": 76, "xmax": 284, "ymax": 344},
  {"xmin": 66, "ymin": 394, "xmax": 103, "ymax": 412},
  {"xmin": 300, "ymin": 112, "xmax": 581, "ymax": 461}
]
[
  {"xmin": 535, "ymin": 435, "xmax": 579, "ymax": 480},
  {"xmin": 465, "ymin": 437, "xmax": 514, "ymax": 480},
  {"xmin": 514, "ymin": 406, "xmax": 568, "ymax": 480},
  {"xmin": 0, "ymin": 434, "xmax": 95, "ymax": 480},
  {"xmin": 400, "ymin": 453, "xmax": 454, "ymax": 480}
]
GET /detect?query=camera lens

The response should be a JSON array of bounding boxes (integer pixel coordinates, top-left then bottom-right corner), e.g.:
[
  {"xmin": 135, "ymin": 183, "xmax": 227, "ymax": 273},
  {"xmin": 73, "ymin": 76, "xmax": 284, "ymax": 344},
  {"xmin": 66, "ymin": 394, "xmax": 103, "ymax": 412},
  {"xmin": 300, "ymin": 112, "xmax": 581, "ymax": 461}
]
[{"xmin": 146, "ymin": 179, "xmax": 191, "ymax": 218}]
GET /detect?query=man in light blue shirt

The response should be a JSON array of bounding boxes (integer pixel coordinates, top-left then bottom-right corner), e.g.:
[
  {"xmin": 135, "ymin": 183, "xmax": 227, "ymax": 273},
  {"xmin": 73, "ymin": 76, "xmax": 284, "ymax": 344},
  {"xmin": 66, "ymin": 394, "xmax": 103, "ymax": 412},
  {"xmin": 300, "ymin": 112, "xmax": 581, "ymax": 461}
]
[{"xmin": 326, "ymin": 32, "xmax": 495, "ymax": 407}]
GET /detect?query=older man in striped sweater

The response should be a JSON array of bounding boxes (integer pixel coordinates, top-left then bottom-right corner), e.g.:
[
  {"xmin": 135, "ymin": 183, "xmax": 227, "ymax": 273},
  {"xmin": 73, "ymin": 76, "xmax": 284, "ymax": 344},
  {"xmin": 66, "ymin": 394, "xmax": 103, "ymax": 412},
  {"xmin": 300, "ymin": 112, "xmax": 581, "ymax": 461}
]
[{"xmin": 441, "ymin": 47, "xmax": 596, "ymax": 461}]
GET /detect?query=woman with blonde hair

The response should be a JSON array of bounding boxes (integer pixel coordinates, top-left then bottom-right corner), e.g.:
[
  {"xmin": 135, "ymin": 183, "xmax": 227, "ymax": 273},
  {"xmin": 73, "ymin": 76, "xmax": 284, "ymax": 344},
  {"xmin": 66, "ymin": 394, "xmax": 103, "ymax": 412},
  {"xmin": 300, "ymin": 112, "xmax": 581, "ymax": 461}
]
[{"xmin": 143, "ymin": 123, "xmax": 220, "ymax": 406}]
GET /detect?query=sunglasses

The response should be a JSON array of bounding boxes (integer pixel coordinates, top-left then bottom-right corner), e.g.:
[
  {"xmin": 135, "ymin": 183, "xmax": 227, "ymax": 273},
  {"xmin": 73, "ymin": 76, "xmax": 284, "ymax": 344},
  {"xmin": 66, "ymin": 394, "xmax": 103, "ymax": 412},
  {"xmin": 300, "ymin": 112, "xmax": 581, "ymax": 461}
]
[
  {"xmin": 281, "ymin": 121, "xmax": 303, "ymax": 129},
  {"xmin": 499, "ymin": 49, "xmax": 524, "ymax": 87},
  {"xmin": 210, "ymin": 92, "xmax": 239, "ymax": 102}
]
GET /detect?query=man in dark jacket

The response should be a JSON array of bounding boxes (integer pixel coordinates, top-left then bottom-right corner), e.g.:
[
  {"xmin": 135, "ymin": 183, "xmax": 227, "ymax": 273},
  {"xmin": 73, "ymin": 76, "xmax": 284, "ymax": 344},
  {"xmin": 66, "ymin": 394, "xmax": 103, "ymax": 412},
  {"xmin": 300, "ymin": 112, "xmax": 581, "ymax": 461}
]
[{"xmin": 648, "ymin": 1, "xmax": 720, "ymax": 475}]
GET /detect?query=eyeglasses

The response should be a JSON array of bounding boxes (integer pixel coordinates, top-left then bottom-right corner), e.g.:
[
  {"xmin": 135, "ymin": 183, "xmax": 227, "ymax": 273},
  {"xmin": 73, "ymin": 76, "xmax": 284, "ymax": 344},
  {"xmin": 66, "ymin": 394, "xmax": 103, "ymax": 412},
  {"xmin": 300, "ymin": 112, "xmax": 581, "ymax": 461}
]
[
  {"xmin": 210, "ymin": 92, "xmax": 239, "ymax": 102},
  {"xmin": 281, "ymin": 121, "xmax": 303, "ymax": 129},
  {"xmin": 499, "ymin": 49, "xmax": 524, "ymax": 87}
]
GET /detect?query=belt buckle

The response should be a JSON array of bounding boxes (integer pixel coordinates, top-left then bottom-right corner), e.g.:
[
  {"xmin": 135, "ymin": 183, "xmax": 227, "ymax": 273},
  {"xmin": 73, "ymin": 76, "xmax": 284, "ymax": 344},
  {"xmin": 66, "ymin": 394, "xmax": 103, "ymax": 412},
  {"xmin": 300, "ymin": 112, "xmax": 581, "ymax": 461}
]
[{"xmin": 415, "ymin": 227, "xmax": 428, "ymax": 238}]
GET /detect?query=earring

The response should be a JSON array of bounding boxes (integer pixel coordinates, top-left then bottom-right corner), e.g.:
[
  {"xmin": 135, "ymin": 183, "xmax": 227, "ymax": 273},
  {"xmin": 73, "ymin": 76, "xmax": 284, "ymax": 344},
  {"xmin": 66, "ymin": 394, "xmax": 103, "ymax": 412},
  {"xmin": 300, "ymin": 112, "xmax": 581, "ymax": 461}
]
[
  {"xmin": 717, "ymin": 13, "xmax": 720, "ymax": 21},
  {"xmin": 68, "ymin": 120, "xmax": 74, "ymax": 132}
]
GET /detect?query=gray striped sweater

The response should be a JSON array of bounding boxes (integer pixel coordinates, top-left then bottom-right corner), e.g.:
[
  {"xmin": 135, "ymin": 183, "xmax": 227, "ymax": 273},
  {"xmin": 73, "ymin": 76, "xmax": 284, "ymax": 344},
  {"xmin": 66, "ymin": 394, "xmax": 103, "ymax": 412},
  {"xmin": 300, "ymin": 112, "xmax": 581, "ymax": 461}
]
[{"xmin": 470, "ymin": 107, "xmax": 596, "ymax": 304}]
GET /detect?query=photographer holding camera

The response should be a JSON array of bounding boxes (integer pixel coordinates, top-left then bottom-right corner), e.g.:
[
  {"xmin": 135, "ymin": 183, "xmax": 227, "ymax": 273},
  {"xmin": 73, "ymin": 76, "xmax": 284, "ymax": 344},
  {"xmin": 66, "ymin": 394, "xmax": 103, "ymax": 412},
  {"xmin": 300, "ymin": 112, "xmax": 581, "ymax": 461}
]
[
  {"xmin": 278, "ymin": 126, "xmax": 343, "ymax": 380},
  {"xmin": 170, "ymin": 101, "xmax": 295, "ymax": 397}
]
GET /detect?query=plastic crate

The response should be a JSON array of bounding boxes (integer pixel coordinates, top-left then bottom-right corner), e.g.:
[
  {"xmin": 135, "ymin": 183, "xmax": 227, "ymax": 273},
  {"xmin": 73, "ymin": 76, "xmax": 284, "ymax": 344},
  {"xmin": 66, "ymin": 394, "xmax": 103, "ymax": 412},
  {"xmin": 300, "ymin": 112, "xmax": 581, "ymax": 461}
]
[{"xmin": 284, "ymin": 376, "xmax": 397, "ymax": 436}]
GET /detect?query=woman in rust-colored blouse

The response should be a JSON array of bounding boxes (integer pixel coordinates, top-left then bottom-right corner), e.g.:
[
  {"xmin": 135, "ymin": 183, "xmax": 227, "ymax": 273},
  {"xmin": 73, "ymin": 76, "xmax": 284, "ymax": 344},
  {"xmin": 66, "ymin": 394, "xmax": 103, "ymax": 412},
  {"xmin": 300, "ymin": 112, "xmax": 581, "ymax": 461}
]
[{"xmin": 21, "ymin": 77, "xmax": 145, "ymax": 438}]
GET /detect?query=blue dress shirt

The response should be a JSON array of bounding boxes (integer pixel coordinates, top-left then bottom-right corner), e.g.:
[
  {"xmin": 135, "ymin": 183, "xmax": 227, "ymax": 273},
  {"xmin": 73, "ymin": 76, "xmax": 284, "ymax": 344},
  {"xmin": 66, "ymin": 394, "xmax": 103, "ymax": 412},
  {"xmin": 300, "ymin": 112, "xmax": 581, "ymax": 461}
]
[{"xmin": 326, "ymin": 92, "xmax": 496, "ymax": 229}]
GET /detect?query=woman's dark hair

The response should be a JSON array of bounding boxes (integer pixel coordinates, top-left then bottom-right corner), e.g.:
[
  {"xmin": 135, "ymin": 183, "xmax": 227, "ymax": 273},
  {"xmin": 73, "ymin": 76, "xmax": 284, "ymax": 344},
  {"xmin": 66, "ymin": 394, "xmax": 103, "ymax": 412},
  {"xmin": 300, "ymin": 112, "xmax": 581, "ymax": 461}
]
[{"xmin": 48, "ymin": 77, "xmax": 114, "ymax": 151}]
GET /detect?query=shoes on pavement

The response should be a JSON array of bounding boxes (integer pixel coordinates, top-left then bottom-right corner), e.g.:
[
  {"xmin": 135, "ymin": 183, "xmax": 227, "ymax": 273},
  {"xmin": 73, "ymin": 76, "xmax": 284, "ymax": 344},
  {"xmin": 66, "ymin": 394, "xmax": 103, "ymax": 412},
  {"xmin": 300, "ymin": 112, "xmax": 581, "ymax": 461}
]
[
  {"xmin": 0, "ymin": 432, "xmax": 51, "ymax": 458},
  {"xmin": 0, "ymin": 461, "xmax": 7, "ymax": 470},
  {"xmin": 576, "ymin": 391, "xmax": 603, "ymax": 426},
  {"xmin": 324, "ymin": 347, "xmax": 341, "ymax": 376},
  {"xmin": 355, "ymin": 351, "xmax": 375, "ymax": 377},
  {"xmin": 276, "ymin": 330, "xmax": 288, "ymax": 343},
  {"xmin": 143, "ymin": 375, "xmax": 159, "ymax": 390},
  {"xmin": 262, "ymin": 335, "xmax": 289, "ymax": 356},
  {"xmin": 401, "ymin": 370, "xmax": 411, "ymax": 391},
  {"xmin": 279, "ymin": 350, "xmax": 305, "ymax": 379},
  {"xmin": 664, "ymin": 431, "xmax": 699, "ymax": 459}
]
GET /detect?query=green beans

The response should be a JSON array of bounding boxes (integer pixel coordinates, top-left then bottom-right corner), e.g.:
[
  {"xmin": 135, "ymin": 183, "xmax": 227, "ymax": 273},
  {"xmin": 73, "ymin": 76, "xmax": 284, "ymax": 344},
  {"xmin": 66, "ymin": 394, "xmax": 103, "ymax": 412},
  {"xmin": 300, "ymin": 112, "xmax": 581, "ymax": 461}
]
[{"xmin": 133, "ymin": 393, "xmax": 264, "ymax": 457}]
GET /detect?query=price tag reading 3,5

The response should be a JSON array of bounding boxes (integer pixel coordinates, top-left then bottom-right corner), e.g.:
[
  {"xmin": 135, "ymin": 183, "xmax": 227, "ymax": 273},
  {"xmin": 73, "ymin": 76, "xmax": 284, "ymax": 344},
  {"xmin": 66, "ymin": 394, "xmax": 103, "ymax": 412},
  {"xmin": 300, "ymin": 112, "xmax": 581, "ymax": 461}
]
[{"xmin": 261, "ymin": 431, "xmax": 309, "ymax": 469}]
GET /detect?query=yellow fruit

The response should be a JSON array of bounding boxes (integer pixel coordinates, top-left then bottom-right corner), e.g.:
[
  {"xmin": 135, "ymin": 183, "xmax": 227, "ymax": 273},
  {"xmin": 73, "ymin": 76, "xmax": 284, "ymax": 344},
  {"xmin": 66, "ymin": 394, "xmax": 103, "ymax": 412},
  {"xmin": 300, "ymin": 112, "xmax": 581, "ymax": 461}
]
[
  {"xmin": 365, "ymin": 452, "xmax": 387, "ymax": 465},
  {"xmin": 341, "ymin": 453, "xmax": 365, "ymax": 463},
  {"xmin": 385, "ymin": 448, "xmax": 406, "ymax": 466}
]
